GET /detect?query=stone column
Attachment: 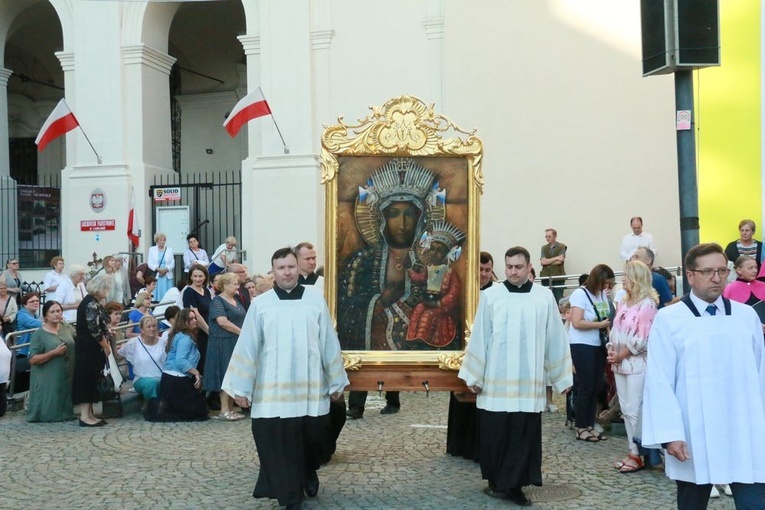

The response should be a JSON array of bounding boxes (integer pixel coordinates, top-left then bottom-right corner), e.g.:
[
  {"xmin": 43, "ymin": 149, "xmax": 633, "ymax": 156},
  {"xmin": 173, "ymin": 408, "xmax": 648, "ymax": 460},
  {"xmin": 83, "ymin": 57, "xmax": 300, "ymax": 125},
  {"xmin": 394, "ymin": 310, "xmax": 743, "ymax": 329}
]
[
  {"xmin": 0, "ymin": 67, "xmax": 18, "ymax": 263},
  {"xmin": 422, "ymin": 0, "xmax": 445, "ymax": 107},
  {"xmin": 0, "ymin": 67, "xmax": 12, "ymax": 178}
]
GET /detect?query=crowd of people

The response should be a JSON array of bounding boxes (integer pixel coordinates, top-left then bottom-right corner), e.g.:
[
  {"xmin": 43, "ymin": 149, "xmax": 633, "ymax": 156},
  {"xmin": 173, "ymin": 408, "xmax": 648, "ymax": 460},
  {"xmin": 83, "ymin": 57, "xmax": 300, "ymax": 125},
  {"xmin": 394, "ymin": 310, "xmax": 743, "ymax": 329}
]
[
  {"xmin": 454, "ymin": 218, "xmax": 765, "ymax": 509},
  {"xmin": 2, "ymin": 219, "xmax": 765, "ymax": 509}
]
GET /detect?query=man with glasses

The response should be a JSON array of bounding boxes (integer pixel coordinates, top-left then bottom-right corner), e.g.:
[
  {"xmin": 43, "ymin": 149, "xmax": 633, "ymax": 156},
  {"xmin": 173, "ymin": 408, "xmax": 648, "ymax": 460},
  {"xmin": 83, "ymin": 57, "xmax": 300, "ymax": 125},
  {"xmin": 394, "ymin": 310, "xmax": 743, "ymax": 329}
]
[
  {"xmin": 229, "ymin": 263, "xmax": 251, "ymax": 311},
  {"xmin": 642, "ymin": 243, "xmax": 765, "ymax": 509}
]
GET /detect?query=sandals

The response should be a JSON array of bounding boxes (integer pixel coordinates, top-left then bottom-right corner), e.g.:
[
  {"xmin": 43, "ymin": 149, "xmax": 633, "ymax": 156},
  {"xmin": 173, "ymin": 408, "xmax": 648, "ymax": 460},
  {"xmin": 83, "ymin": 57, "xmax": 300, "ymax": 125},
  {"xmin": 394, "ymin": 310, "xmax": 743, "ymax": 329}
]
[
  {"xmin": 216, "ymin": 411, "xmax": 246, "ymax": 421},
  {"xmin": 576, "ymin": 428, "xmax": 600, "ymax": 442},
  {"xmin": 589, "ymin": 426, "xmax": 608, "ymax": 441},
  {"xmin": 619, "ymin": 454, "xmax": 645, "ymax": 474}
]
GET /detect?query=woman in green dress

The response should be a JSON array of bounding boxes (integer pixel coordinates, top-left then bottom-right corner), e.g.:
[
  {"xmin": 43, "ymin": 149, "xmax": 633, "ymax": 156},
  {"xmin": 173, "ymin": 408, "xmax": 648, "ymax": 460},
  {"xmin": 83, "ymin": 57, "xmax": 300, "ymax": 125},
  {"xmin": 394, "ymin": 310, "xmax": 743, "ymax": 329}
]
[{"xmin": 27, "ymin": 300, "xmax": 76, "ymax": 422}]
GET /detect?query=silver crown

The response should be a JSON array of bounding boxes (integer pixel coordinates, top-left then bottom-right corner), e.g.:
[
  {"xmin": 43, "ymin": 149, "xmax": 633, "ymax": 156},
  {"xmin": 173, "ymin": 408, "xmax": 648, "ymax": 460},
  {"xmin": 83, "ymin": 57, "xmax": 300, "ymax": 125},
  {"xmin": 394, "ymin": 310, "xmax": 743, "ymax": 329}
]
[
  {"xmin": 426, "ymin": 220, "xmax": 465, "ymax": 249},
  {"xmin": 369, "ymin": 158, "xmax": 436, "ymax": 204}
]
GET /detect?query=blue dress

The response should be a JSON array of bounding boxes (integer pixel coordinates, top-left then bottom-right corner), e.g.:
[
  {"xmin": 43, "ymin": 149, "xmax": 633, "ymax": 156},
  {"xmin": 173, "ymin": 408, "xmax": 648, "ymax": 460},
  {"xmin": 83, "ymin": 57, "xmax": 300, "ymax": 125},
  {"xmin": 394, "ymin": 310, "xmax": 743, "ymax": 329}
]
[{"xmin": 203, "ymin": 295, "xmax": 245, "ymax": 391}]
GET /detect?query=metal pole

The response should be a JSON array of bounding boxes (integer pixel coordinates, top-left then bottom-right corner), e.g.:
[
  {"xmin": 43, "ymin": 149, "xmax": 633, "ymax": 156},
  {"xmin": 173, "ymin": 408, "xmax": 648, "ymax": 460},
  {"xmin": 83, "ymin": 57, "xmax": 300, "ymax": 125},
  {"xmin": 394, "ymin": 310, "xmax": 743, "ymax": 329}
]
[{"xmin": 675, "ymin": 70, "xmax": 700, "ymax": 292}]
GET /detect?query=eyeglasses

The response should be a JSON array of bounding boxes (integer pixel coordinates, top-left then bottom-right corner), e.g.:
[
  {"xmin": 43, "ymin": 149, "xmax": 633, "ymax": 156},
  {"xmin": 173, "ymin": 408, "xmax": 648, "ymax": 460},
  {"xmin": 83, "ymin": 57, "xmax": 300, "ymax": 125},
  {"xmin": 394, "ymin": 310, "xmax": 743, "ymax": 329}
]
[{"xmin": 689, "ymin": 268, "xmax": 730, "ymax": 279}]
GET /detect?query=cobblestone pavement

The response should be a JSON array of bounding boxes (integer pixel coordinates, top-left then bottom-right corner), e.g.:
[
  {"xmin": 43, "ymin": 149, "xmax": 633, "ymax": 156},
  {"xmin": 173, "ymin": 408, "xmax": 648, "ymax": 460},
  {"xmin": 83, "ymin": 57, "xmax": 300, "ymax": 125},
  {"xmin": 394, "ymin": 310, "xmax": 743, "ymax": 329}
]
[{"xmin": 2, "ymin": 391, "xmax": 736, "ymax": 510}]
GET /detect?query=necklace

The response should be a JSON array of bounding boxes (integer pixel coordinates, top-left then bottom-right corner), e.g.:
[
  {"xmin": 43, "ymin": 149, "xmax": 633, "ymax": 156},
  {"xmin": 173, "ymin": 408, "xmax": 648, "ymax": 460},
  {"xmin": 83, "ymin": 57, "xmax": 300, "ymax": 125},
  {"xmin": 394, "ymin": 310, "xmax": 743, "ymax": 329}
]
[{"xmin": 390, "ymin": 249, "xmax": 408, "ymax": 271}]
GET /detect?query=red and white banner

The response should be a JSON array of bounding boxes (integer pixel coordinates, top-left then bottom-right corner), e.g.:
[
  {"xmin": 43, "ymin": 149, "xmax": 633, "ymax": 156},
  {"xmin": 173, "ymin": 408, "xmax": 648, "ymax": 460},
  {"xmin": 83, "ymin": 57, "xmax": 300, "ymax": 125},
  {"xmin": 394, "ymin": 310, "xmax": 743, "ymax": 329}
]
[
  {"xmin": 81, "ymin": 219, "xmax": 116, "ymax": 232},
  {"xmin": 35, "ymin": 99, "xmax": 80, "ymax": 152},
  {"xmin": 223, "ymin": 88, "xmax": 272, "ymax": 138},
  {"xmin": 127, "ymin": 188, "xmax": 140, "ymax": 247}
]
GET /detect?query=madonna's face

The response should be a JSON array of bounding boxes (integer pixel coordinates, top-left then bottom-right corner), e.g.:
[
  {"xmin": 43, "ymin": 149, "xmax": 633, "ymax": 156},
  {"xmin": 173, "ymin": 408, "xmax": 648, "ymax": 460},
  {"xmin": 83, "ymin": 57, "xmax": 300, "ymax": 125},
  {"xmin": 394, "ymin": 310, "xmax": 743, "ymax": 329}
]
[{"xmin": 382, "ymin": 201, "xmax": 421, "ymax": 249}]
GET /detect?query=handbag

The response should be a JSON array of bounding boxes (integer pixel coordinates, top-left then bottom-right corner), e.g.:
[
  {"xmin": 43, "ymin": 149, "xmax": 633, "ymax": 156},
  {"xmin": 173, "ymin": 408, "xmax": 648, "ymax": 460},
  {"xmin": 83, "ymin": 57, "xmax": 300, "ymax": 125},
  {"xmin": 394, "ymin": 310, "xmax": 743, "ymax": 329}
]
[
  {"xmin": 582, "ymin": 289, "xmax": 610, "ymax": 347},
  {"xmin": 1, "ymin": 298, "xmax": 15, "ymax": 336},
  {"xmin": 97, "ymin": 352, "xmax": 122, "ymax": 402},
  {"xmin": 97, "ymin": 364, "xmax": 118, "ymax": 401}
]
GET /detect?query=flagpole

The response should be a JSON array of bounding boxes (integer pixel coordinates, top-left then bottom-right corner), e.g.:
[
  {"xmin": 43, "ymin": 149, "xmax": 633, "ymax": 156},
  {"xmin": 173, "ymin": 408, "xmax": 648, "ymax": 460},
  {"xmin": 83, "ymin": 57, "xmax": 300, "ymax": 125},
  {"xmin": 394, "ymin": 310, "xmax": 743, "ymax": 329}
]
[
  {"xmin": 259, "ymin": 87, "xmax": 289, "ymax": 154},
  {"xmin": 78, "ymin": 126, "xmax": 103, "ymax": 164}
]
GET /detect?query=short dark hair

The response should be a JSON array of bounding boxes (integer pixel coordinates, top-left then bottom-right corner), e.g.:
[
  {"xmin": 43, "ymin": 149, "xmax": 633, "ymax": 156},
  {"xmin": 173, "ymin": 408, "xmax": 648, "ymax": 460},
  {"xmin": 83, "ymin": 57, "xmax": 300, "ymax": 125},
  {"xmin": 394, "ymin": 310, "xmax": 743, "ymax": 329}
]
[
  {"xmin": 20, "ymin": 293, "xmax": 40, "ymax": 306},
  {"xmin": 186, "ymin": 233, "xmax": 199, "ymax": 242},
  {"xmin": 163, "ymin": 305, "xmax": 180, "ymax": 321},
  {"xmin": 504, "ymin": 246, "xmax": 531, "ymax": 264},
  {"xmin": 480, "ymin": 251, "xmax": 494, "ymax": 265},
  {"xmin": 188, "ymin": 264, "xmax": 209, "ymax": 286},
  {"xmin": 104, "ymin": 301, "xmax": 124, "ymax": 314},
  {"xmin": 653, "ymin": 266, "xmax": 673, "ymax": 281},
  {"xmin": 42, "ymin": 300, "xmax": 62, "ymax": 318},
  {"xmin": 584, "ymin": 264, "xmax": 615, "ymax": 294},
  {"xmin": 271, "ymin": 247, "xmax": 297, "ymax": 266},
  {"xmin": 294, "ymin": 242, "xmax": 314, "ymax": 253},
  {"xmin": 545, "ymin": 228, "xmax": 557, "ymax": 237},
  {"xmin": 630, "ymin": 216, "xmax": 643, "ymax": 226},
  {"xmin": 685, "ymin": 243, "xmax": 726, "ymax": 270}
]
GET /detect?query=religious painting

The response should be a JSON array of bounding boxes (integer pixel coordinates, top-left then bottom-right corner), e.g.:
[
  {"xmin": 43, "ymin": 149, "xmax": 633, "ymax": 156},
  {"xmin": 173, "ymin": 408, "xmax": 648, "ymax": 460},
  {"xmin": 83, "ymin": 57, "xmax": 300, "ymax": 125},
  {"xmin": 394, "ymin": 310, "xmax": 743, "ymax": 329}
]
[{"xmin": 321, "ymin": 95, "xmax": 483, "ymax": 367}]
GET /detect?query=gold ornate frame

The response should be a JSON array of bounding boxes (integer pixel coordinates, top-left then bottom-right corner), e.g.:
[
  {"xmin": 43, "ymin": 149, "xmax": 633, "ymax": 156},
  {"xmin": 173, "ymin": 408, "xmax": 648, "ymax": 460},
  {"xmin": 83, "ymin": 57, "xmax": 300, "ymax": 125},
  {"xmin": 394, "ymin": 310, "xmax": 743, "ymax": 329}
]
[{"xmin": 321, "ymin": 95, "xmax": 483, "ymax": 374}]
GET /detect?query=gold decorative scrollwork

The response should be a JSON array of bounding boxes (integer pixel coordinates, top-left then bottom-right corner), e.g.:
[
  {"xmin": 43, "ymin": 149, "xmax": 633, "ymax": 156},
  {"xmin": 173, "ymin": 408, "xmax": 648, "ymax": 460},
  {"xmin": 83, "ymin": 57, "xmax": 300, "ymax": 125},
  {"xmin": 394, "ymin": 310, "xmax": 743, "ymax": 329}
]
[
  {"xmin": 436, "ymin": 322, "xmax": 472, "ymax": 371},
  {"xmin": 437, "ymin": 351, "xmax": 465, "ymax": 371},
  {"xmin": 321, "ymin": 95, "xmax": 484, "ymax": 193},
  {"xmin": 342, "ymin": 352, "xmax": 362, "ymax": 371},
  {"xmin": 322, "ymin": 95, "xmax": 483, "ymax": 370}
]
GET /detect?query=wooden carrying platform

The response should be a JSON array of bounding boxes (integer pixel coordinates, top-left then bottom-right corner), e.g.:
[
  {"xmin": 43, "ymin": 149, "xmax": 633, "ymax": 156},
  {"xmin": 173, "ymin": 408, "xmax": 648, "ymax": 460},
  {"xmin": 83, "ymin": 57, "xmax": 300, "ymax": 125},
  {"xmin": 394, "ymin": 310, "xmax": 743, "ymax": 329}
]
[{"xmin": 346, "ymin": 364, "xmax": 469, "ymax": 393}]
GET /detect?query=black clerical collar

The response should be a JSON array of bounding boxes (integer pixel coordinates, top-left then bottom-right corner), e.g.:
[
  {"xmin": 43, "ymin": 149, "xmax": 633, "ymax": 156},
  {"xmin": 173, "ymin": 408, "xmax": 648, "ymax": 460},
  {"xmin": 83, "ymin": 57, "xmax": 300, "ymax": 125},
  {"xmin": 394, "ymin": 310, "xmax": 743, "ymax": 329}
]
[
  {"xmin": 298, "ymin": 273, "xmax": 319, "ymax": 285},
  {"xmin": 273, "ymin": 284, "xmax": 305, "ymax": 300},
  {"xmin": 503, "ymin": 279, "xmax": 533, "ymax": 293},
  {"xmin": 480, "ymin": 281, "xmax": 494, "ymax": 291}
]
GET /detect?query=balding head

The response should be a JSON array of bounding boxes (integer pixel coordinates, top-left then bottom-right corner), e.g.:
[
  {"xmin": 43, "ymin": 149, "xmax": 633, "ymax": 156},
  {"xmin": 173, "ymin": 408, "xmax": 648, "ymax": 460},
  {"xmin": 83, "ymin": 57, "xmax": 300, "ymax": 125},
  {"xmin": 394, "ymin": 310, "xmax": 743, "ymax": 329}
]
[{"xmin": 229, "ymin": 263, "xmax": 248, "ymax": 283}]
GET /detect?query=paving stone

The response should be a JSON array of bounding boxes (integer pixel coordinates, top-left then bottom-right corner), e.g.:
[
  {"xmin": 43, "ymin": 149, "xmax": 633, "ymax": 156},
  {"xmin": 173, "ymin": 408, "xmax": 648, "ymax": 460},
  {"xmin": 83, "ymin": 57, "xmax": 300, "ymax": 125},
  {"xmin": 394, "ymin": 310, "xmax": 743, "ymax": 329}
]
[{"xmin": 1, "ymin": 391, "xmax": 738, "ymax": 509}]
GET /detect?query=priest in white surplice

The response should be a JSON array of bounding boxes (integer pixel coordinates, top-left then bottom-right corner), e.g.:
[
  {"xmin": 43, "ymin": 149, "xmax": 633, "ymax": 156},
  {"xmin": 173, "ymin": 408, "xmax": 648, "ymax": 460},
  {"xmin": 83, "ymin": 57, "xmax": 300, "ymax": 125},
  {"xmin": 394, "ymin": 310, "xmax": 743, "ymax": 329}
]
[
  {"xmin": 459, "ymin": 246, "xmax": 572, "ymax": 507},
  {"xmin": 642, "ymin": 243, "xmax": 765, "ymax": 509},
  {"xmin": 222, "ymin": 248, "xmax": 349, "ymax": 510}
]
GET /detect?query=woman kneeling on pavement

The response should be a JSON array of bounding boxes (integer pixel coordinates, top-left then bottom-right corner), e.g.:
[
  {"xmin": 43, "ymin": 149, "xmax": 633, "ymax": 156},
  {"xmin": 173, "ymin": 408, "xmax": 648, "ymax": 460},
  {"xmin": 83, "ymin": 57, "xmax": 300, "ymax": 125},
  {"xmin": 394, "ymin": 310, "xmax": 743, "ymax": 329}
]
[
  {"xmin": 118, "ymin": 315, "xmax": 166, "ymax": 403},
  {"xmin": 145, "ymin": 308, "xmax": 208, "ymax": 422}
]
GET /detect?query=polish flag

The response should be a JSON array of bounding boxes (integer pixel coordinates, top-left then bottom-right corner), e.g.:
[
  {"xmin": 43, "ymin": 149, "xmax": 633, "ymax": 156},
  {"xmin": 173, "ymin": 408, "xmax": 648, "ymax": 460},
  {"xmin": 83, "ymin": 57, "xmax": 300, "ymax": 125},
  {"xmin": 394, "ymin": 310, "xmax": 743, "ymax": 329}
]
[
  {"xmin": 223, "ymin": 88, "xmax": 271, "ymax": 138},
  {"xmin": 35, "ymin": 99, "xmax": 80, "ymax": 152},
  {"xmin": 127, "ymin": 189, "xmax": 140, "ymax": 248}
]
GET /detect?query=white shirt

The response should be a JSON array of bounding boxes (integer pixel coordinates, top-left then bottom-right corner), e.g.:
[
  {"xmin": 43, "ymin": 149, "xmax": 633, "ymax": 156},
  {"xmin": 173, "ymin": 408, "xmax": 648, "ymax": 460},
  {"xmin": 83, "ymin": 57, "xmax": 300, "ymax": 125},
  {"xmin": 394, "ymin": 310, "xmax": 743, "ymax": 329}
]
[
  {"xmin": 117, "ymin": 336, "xmax": 167, "ymax": 381},
  {"xmin": 458, "ymin": 282, "xmax": 573, "ymax": 412},
  {"xmin": 620, "ymin": 231, "xmax": 657, "ymax": 261},
  {"xmin": 222, "ymin": 287, "xmax": 349, "ymax": 418},
  {"xmin": 43, "ymin": 270, "xmax": 67, "ymax": 292},
  {"xmin": 642, "ymin": 296, "xmax": 765, "ymax": 484},
  {"xmin": 568, "ymin": 287, "xmax": 610, "ymax": 346}
]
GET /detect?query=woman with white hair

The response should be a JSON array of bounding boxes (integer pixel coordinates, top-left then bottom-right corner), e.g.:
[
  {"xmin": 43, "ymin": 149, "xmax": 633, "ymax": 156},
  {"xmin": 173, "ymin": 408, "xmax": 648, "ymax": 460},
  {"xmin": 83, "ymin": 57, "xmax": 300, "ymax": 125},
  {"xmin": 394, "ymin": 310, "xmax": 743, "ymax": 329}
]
[
  {"xmin": 72, "ymin": 274, "xmax": 114, "ymax": 427},
  {"xmin": 208, "ymin": 236, "xmax": 237, "ymax": 276},
  {"xmin": 52, "ymin": 264, "xmax": 88, "ymax": 322},
  {"xmin": 148, "ymin": 232, "xmax": 175, "ymax": 305}
]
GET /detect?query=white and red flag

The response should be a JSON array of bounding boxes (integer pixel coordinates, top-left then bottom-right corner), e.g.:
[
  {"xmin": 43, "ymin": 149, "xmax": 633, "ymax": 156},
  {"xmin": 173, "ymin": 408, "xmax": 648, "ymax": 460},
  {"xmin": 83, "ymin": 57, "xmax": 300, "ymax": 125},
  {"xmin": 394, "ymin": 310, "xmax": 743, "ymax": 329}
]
[
  {"xmin": 35, "ymin": 99, "xmax": 80, "ymax": 152},
  {"xmin": 127, "ymin": 188, "xmax": 140, "ymax": 248},
  {"xmin": 223, "ymin": 87, "xmax": 272, "ymax": 138}
]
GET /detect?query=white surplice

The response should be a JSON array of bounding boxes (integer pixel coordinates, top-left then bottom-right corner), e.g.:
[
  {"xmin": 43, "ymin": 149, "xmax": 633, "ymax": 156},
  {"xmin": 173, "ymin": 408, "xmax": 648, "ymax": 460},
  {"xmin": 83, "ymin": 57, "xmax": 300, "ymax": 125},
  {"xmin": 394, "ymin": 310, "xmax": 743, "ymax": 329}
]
[
  {"xmin": 642, "ymin": 298, "xmax": 765, "ymax": 484},
  {"xmin": 458, "ymin": 282, "xmax": 573, "ymax": 412},
  {"xmin": 221, "ymin": 286, "xmax": 349, "ymax": 419}
]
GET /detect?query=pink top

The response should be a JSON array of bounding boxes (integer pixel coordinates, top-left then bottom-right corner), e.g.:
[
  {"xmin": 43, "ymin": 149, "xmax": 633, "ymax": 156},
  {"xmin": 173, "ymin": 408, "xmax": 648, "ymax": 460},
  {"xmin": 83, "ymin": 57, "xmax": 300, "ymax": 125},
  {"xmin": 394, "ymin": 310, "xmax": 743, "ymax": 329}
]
[
  {"xmin": 722, "ymin": 278, "xmax": 765, "ymax": 303},
  {"xmin": 609, "ymin": 297, "xmax": 657, "ymax": 375}
]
